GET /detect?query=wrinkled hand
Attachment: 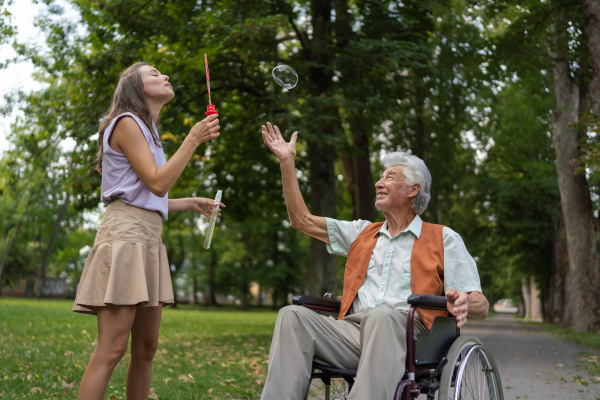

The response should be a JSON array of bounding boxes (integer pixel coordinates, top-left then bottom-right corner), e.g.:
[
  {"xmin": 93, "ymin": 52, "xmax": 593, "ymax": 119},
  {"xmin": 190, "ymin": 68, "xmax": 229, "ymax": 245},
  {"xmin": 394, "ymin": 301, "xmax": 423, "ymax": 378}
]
[
  {"xmin": 189, "ymin": 114, "xmax": 220, "ymax": 145},
  {"xmin": 446, "ymin": 289, "xmax": 470, "ymax": 328},
  {"xmin": 261, "ymin": 122, "xmax": 297, "ymax": 162},
  {"xmin": 190, "ymin": 197, "xmax": 225, "ymax": 219}
]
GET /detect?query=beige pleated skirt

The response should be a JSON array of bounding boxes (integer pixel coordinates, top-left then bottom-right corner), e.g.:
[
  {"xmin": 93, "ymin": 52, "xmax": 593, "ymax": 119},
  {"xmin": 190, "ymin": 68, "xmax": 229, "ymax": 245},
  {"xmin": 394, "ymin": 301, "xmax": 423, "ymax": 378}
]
[{"xmin": 73, "ymin": 199, "xmax": 174, "ymax": 315}]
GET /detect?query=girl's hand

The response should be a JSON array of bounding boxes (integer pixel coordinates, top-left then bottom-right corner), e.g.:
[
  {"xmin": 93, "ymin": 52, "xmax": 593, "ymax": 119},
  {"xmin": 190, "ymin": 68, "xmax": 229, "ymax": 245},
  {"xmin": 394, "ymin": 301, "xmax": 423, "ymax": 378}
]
[
  {"xmin": 188, "ymin": 114, "xmax": 220, "ymax": 145},
  {"xmin": 190, "ymin": 197, "xmax": 226, "ymax": 219}
]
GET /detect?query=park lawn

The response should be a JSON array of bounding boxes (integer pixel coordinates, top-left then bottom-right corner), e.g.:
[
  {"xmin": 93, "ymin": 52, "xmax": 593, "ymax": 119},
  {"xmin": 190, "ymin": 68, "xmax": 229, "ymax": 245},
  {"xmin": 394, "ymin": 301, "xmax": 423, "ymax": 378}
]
[{"xmin": 0, "ymin": 298, "xmax": 278, "ymax": 399}]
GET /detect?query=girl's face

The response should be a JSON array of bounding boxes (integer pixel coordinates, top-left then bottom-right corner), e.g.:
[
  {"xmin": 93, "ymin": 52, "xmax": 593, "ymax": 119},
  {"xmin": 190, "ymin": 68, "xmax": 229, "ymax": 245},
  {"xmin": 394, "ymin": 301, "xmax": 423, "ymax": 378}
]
[{"xmin": 140, "ymin": 65, "xmax": 174, "ymax": 105}]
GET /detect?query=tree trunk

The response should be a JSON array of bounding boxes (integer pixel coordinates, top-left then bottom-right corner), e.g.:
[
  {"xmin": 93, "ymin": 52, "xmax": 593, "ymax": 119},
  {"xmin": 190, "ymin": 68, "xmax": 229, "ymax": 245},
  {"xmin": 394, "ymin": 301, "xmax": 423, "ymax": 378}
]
[
  {"xmin": 189, "ymin": 283, "xmax": 196, "ymax": 305},
  {"xmin": 529, "ymin": 276, "xmax": 543, "ymax": 322},
  {"xmin": 546, "ymin": 211, "xmax": 572, "ymax": 326},
  {"xmin": 412, "ymin": 68, "xmax": 438, "ymax": 223},
  {"xmin": 583, "ymin": 0, "xmax": 600, "ymax": 118},
  {"xmin": 239, "ymin": 275, "xmax": 249, "ymax": 311},
  {"xmin": 272, "ymin": 288, "xmax": 280, "ymax": 310},
  {"xmin": 205, "ymin": 250, "xmax": 218, "ymax": 307},
  {"xmin": 167, "ymin": 242, "xmax": 185, "ymax": 309},
  {"xmin": 335, "ymin": 0, "xmax": 376, "ymax": 222},
  {"xmin": 549, "ymin": 15, "xmax": 600, "ymax": 332},
  {"xmin": 37, "ymin": 193, "xmax": 70, "ymax": 298},
  {"xmin": 305, "ymin": 0, "xmax": 339, "ymax": 297},
  {"xmin": 0, "ymin": 223, "xmax": 20, "ymax": 297},
  {"xmin": 307, "ymin": 143, "xmax": 339, "ymax": 296},
  {"xmin": 521, "ymin": 277, "xmax": 532, "ymax": 320}
]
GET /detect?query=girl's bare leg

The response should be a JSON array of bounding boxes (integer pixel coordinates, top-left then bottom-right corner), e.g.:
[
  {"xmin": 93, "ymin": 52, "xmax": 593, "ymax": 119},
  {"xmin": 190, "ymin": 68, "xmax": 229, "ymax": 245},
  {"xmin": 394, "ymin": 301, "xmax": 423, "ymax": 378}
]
[
  {"xmin": 125, "ymin": 306, "xmax": 163, "ymax": 400},
  {"xmin": 77, "ymin": 306, "xmax": 137, "ymax": 400}
]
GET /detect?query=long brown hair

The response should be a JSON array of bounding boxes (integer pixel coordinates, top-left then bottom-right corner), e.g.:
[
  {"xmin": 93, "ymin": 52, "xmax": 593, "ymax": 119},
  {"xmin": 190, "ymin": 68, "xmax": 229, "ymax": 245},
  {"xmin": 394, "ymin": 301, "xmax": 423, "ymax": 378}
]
[{"xmin": 94, "ymin": 62, "xmax": 162, "ymax": 173}]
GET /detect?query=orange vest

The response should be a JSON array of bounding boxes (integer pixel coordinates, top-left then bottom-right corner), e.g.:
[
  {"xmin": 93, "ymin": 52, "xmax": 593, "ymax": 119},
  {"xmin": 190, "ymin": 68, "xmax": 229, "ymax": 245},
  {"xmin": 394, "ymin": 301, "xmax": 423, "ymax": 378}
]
[{"xmin": 338, "ymin": 221, "xmax": 449, "ymax": 330}]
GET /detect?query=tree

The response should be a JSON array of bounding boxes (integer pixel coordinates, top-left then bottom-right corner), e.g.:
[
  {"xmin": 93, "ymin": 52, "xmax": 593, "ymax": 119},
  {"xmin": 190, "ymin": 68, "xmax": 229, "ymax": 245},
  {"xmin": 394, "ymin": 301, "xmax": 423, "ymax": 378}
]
[
  {"xmin": 548, "ymin": 10, "xmax": 600, "ymax": 331},
  {"xmin": 23, "ymin": 0, "xmax": 446, "ymax": 302},
  {"xmin": 490, "ymin": 0, "xmax": 600, "ymax": 331}
]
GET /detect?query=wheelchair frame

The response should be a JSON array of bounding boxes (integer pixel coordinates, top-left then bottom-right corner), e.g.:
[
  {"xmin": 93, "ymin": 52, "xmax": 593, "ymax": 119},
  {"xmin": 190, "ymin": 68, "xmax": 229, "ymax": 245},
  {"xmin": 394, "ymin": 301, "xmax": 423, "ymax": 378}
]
[{"xmin": 292, "ymin": 294, "xmax": 503, "ymax": 400}]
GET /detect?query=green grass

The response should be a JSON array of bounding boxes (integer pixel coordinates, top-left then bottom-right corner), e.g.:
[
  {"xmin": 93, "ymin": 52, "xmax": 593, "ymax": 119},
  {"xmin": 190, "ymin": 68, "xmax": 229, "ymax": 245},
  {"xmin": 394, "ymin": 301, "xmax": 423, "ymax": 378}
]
[
  {"xmin": 0, "ymin": 298, "xmax": 278, "ymax": 399},
  {"xmin": 531, "ymin": 322, "xmax": 600, "ymax": 352}
]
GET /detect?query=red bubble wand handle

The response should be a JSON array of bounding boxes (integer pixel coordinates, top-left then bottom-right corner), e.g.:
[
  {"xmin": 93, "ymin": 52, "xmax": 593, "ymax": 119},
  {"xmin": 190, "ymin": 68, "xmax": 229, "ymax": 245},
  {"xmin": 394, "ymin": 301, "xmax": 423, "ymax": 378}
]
[{"xmin": 205, "ymin": 54, "xmax": 217, "ymax": 116}]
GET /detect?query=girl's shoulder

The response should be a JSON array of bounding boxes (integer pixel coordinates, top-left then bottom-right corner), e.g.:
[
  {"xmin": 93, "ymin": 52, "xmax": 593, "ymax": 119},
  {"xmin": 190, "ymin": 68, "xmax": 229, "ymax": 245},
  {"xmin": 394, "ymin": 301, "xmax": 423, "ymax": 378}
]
[
  {"xmin": 113, "ymin": 114, "xmax": 142, "ymax": 132},
  {"xmin": 109, "ymin": 113, "xmax": 154, "ymax": 143}
]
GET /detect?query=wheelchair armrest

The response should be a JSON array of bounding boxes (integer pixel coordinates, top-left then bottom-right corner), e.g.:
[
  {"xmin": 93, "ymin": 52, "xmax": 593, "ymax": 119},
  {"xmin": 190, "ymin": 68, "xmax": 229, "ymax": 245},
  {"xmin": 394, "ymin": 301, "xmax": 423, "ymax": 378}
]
[
  {"xmin": 292, "ymin": 295, "xmax": 341, "ymax": 313},
  {"xmin": 407, "ymin": 294, "xmax": 448, "ymax": 311}
]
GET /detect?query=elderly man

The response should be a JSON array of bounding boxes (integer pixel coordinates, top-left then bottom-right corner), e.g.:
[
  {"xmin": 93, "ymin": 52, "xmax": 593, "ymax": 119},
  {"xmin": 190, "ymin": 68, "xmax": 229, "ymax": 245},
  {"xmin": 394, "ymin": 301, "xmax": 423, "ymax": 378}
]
[{"xmin": 259, "ymin": 122, "xmax": 489, "ymax": 400}]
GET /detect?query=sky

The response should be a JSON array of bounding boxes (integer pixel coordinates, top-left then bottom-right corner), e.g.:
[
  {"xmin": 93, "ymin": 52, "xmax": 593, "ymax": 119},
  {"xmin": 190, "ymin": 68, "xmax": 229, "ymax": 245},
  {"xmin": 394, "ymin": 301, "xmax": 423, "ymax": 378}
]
[{"xmin": 0, "ymin": 0, "xmax": 78, "ymax": 155}]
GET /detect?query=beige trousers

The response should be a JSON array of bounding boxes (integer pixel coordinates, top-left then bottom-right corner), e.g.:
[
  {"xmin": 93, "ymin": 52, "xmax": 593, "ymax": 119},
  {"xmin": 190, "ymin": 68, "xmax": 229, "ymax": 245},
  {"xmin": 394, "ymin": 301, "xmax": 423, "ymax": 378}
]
[{"xmin": 260, "ymin": 305, "xmax": 427, "ymax": 400}]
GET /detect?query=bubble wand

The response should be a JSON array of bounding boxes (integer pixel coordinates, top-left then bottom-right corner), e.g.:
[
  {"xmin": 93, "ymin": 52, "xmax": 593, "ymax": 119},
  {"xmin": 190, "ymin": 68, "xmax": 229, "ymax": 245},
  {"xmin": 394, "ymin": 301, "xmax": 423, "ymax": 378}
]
[
  {"xmin": 205, "ymin": 54, "xmax": 217, "ymax": 116},
  {"xmin": 204, "ymin": 190, "xmax": 222, "ymax": 249}
]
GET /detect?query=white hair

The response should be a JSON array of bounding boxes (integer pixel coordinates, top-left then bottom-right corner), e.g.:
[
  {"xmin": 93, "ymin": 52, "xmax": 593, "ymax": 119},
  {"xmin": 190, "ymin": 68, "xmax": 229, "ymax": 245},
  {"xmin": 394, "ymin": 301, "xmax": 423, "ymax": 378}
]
[{"xmin": 381, "ymin": 151, "xmax": 431, "ymax": 215}]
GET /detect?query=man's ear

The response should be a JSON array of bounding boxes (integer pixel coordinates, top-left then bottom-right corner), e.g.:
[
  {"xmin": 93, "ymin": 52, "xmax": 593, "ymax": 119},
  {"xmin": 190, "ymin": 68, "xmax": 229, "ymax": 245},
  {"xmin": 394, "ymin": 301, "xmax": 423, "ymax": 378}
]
[{"xmin": 408, "ymin": 184, "xmax": 420, "ymax": 198}]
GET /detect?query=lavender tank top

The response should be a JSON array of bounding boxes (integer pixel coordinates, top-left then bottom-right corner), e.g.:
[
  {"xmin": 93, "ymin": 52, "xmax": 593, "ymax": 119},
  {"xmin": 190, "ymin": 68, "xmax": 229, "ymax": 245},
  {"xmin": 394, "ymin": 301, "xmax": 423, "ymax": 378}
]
[{"xmin": 100, "ymin": 112, "xmax": 169, "ymax": 220}]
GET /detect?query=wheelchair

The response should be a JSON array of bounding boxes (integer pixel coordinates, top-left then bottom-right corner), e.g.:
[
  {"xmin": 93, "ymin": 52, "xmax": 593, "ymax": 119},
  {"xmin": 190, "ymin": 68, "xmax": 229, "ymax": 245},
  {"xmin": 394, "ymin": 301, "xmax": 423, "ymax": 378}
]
[{"xmin": 292, "ymin": 293, "xmax": 503, "ymax": 400}]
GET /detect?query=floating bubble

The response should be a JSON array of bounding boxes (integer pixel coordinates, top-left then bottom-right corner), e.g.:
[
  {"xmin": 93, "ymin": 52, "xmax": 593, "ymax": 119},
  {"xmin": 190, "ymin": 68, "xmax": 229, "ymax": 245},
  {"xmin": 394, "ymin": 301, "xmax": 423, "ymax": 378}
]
[{"xmin": 272, "ymin": 65, "xmax": 298, "ymax": 89}]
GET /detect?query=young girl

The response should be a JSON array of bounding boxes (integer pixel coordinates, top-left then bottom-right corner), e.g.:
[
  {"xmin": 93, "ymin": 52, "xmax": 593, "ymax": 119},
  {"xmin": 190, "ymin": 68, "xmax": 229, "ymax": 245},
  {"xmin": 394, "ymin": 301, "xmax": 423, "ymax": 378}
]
[{"xmin": 73, "ymin": 62, "xmax": 222, "ymax": 400}]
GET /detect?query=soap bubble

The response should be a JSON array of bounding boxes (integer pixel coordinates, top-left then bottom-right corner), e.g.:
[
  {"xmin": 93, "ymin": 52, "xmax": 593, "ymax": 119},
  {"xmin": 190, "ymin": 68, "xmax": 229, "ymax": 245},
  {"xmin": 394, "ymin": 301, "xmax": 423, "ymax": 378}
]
[{"xmin": 272, "ymin": 65, "xmax": 298, "ymax": 89}]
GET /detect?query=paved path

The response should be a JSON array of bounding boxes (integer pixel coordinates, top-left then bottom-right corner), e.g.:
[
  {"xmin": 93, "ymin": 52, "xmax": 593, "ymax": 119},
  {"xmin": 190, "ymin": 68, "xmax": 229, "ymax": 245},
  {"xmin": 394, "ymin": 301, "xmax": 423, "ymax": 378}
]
[{"xmin": 461, "ymin": 313, "xmax": 600, "ymax": 400}]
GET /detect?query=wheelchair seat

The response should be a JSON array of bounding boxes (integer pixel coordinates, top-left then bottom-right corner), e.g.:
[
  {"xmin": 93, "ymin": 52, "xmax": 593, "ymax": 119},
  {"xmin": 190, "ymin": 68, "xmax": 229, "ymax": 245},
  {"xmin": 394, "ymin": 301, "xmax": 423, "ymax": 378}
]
[{"xmin": 292, "ymin": 293, "xmax": 503, "ymax": 400}]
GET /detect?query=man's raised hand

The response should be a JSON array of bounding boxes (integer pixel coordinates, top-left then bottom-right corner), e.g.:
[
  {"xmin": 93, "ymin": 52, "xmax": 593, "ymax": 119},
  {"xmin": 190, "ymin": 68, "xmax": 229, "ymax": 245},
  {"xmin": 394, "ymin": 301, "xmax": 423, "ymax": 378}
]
[{"xmin": 261, "ymin": 122, "xmax": 298, "ymax": 162}]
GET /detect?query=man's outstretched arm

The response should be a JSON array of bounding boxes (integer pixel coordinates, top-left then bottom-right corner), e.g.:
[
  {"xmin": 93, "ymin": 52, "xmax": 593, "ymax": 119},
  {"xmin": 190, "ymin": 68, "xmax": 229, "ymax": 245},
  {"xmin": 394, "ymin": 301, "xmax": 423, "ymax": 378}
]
[
  {"xmin": 445, "ymin": 289, "xmax": 489, "ymax": 328},
  {"xmin": 262, "ymin": 122, "xmax": 329, "ymax": 243}
]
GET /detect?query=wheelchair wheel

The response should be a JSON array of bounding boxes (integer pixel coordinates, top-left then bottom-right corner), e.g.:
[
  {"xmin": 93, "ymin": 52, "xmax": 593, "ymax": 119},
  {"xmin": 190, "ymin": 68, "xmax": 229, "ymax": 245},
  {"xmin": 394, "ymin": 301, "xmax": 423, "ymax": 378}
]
[
  {"xmin": 438, "ymin": 335, "xmax": 503, "ymax": 400},
  {"xmin": 306, "ymin": 377, "xmax": 350, "ymax": 400}
]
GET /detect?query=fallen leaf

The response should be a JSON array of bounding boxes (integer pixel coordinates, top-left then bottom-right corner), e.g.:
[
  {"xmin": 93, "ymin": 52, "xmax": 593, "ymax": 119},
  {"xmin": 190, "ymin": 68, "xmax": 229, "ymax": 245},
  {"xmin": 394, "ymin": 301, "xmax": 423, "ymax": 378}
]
[
  {"xmin": 30, "ymin": 387, "xmax": 43, "ymax": 393},
  {"xmin": 62, "ymin": 380, "xmax": 76, "ymax": 390},
  {"xmin": 178, "ymin": 374, "xmax": 195, "ymax": 382},
  {"xmin": 148, "ymin": 387, "xmax": 159, "ymax": 399}
]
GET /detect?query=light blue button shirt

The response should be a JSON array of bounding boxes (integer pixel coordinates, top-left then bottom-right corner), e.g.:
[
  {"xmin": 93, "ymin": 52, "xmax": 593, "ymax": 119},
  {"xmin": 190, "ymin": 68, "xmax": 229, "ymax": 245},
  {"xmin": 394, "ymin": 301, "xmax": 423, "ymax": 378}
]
[{"xmin": 326, "ymin": 215, "xmax": 482, "ymax": 314}]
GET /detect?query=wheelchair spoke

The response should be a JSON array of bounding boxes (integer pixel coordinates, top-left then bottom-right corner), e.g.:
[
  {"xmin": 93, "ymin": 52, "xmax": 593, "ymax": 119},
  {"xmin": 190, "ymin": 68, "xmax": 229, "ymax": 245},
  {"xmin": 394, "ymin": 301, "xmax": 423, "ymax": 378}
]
[
  {"xmin": 455, "ymin": 347, "xmax": 500, "ymax": 400},
  {"xmin": 439, "ymin": 335, "xmax": 503, "ymax": 400},
  {"xmin": 307, "ymin": 377, "xmax": 350, "ymax": 400}
]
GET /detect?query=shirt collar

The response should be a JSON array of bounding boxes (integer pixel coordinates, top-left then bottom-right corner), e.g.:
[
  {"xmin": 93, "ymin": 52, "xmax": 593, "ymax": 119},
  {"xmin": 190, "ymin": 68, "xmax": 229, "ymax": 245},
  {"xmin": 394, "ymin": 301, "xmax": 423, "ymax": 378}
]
[{"xmin": 376, "ymin": 214, "xmax": 423, "ymax": 239}]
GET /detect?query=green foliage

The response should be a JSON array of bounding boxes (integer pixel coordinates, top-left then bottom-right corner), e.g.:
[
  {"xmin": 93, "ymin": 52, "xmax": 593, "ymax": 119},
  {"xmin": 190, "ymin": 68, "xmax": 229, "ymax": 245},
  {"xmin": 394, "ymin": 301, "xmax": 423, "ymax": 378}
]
[
  {"xmin": 1, "ymin": 0, "xmax": 588, "ymax": 316},
  {"xmin": 477, "ymin": 82, "xmax": 558, "ymax": 301}
]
